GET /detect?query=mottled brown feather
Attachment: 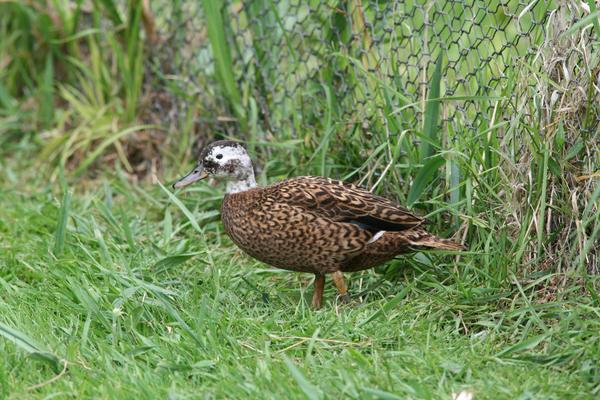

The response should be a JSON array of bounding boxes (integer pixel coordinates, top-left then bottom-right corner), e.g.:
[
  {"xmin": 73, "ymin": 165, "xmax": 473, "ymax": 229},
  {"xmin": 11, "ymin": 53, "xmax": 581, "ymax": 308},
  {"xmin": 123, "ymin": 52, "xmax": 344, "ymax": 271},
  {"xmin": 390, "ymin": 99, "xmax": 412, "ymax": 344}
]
[
  {"xmin": 269, "ymin": 176, "xmax": 424, "ymax": 230},
  {"xmin": 220, "ymin": 176, "xmax": 462, "ymax": 275}
]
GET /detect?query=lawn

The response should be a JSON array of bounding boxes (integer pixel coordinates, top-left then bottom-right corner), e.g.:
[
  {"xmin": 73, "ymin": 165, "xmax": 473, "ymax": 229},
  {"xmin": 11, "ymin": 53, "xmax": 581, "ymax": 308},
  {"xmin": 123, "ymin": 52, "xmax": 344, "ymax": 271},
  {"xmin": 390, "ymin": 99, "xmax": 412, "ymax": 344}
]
[
  {"xmin": 1, "ymin": 146, "xmax": 599, "ymax": 399},
  {"xmin": 1, "ymin": 0, "xmax": 599, "ymax": 399}
]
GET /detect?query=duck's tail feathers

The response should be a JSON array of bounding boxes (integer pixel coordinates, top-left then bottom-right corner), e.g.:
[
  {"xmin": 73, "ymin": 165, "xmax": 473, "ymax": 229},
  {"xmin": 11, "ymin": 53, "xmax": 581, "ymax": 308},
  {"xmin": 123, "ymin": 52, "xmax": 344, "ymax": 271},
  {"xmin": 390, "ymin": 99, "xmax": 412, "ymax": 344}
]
[{"xmin": 411, "ymin": 235, "xmax": 465, "ymax": 251}]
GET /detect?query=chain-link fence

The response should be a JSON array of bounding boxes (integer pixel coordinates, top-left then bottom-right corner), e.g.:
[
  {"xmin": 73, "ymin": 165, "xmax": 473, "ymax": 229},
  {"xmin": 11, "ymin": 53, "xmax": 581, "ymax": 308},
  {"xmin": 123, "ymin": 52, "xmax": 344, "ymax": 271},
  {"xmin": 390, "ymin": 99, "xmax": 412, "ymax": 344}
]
[{"xmin": 149, "ymin": 1, "xmax": 562, "ymax": 141}]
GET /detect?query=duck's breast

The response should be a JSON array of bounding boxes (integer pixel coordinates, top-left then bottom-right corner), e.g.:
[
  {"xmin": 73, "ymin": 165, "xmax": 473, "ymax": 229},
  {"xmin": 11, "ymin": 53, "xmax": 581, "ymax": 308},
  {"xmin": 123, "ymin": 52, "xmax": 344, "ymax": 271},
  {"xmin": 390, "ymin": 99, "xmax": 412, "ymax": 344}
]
[{"xmin": 220, "ymin": 190, "xmax": 370, "ymax": 273}]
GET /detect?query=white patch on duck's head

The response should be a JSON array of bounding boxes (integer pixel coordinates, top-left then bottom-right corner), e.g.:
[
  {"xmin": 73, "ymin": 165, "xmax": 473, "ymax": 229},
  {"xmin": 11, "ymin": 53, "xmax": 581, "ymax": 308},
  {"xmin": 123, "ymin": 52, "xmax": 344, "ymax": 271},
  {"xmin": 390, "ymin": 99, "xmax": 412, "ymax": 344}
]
[{"xmin": 199, "ymin": 140, "xmax": 257, "ymax": 193}]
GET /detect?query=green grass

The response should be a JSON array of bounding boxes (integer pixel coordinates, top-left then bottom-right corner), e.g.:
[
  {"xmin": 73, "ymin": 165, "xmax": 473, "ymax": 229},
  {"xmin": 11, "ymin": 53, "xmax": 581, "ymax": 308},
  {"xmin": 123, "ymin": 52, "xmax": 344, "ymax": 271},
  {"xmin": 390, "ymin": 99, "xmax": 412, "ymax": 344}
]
[
  {"xmin": 1, "ymin": 150, "xmax": 599, "ymax": 399},
  {"xmin": 1, "ymin": 0, "xmax": 599, "ymax": 398}
]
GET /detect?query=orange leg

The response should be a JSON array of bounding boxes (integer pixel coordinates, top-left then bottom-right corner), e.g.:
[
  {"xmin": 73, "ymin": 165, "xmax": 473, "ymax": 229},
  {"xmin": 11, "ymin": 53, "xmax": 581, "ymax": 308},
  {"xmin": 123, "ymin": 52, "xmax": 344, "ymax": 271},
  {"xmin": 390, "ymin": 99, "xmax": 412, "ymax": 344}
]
[
  {"xmin": 331, "ymin": 271, "xmax": 350, "ymax": 304},
  {"xmin": 311, "ymin": 274, "xmax": 325, "ymax": 309}
]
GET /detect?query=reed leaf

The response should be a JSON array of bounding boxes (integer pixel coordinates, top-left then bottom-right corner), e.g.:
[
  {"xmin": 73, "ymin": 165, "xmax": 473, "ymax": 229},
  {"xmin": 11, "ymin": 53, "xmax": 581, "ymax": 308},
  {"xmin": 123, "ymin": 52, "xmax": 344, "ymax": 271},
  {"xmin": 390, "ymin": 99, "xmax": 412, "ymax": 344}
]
[
  {"xmin": 53, "ymin": 189, "xmax": 72, "ymax": 256},
  {"xmin": 407, "ymin": 155, "xmax": 445, "ymax": 207},
  {"xmin": 202, "ymin": 0, "xmax": 247, "ymax": 131},
  {"xmin": 420, "ymin": 54, "xmax": 443, "ymax": 161}
]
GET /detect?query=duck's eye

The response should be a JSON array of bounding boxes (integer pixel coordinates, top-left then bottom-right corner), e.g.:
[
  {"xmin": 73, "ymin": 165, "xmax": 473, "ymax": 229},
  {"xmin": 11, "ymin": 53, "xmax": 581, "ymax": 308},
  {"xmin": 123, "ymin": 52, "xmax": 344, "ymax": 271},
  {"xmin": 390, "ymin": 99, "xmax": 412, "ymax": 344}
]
[{"xmin": 216, "ymin": 154, "xmax": 223, "ymax": 160}]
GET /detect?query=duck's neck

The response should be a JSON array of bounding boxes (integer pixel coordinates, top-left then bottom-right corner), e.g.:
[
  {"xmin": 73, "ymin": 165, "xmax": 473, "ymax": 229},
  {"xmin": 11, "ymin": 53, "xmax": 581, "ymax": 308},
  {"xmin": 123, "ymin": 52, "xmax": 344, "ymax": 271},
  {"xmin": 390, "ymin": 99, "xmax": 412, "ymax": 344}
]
[{"xmin": 226, "ymin": 174, "xmax": 257, "ymax": 194}]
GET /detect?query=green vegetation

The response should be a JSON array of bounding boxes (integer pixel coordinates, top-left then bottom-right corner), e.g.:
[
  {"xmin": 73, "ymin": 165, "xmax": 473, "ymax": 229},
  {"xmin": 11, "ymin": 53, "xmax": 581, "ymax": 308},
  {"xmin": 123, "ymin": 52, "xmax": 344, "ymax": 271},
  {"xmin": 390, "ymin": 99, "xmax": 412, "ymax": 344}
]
[
  {"xmin": 1, "ymin": 162, "xmax": 599, "ymax": 398},
  {"xmin": 0, "ymin": 0, "xmax": 598, "ymax": 399}
]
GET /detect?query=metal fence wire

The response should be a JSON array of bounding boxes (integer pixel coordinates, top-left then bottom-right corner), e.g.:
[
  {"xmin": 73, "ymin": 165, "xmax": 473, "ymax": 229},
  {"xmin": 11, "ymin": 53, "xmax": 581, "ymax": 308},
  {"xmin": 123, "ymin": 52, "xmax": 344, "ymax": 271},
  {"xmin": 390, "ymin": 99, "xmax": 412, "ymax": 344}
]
[{"xmin": 151, "ymin": 1, "xmax": 574, "ymax": 143}]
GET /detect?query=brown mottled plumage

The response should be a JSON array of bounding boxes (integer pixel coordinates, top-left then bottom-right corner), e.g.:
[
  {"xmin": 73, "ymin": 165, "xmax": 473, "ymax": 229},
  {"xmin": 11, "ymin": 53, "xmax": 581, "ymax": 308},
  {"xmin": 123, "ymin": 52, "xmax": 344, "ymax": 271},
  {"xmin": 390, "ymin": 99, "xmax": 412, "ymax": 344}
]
[{"xmin": 174, "ymin": 141, "xmax": 464, "ymax": 308}]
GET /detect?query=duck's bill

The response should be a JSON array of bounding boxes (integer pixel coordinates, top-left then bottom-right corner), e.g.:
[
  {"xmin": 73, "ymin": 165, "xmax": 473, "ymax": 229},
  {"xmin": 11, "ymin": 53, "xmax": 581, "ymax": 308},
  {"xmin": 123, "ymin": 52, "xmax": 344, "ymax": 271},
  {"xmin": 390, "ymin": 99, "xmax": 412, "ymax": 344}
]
[{"xmin": 172, "ymin": 167, "xmax": 209, "ymax": 189}]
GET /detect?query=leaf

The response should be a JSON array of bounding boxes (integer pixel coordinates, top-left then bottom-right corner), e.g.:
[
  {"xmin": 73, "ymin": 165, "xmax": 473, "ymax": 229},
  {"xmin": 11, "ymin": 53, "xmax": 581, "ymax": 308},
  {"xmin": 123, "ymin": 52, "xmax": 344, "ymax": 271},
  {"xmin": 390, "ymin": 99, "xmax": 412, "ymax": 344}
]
[
  {"xmin": 158, "ymin": 181, "xmax": 203, "ymax": 234},
  {"xmin": 496, "ymin": 333, "xmax": 549, "ymax": 357},
  {"xmin": 120, "ymin": 208, "xmax": 136, "ymax": 250},
  {"xmin": 565, "ymin": 139, "xmax": 584, "ymax": 161},
  {"xmin": 547, "ymin": 156, "xmax": 561, "ymax": 179},
  {"xmin": 154, "ymin": 292, "xmax": 204, "ymax": 348},
  {"xmin": 202, "ymin": 0, "xmax": 246, "ymax": 130},
  {"xmin": 0, "ymin": 322, "xmax": 62, "ymax": 372},
  {"xmin": 153, "ymin": 254, "xmax": 198, "ymax": 273},
  {"xmin": 0, "ymin": 79, "xmax": 15, "ymax": 110},
  {"xmin": 586, "ymin": 0, "xmax": 600, "ymax": 42},
  {"xmin": 282, "ymin": 355, "xmax": 322, "ymax": 400},
  {"xmin": 586, "ymin": 280, "xmax": 600, "ymax": 307},
  {"xmin": 359, "ymin": 284, "xmax": 412, "ymax": 327},
  {"xmin": 554, "ymin": 121, "xmax": 565, "ymax": 147},
  {"xmin": 38, "ymin": 54, "xmax": 54, "ymax": 128},
  {"xmin": 407, "ymin": 155, "xmax": 445, "ymax": 207},
  {"xmin": 53, "ymin": 189, "xmax": 72, "ymax": 256},
  {"xmin": 420, "ymin": 53, "xmax": 443, "ymax": 161},
  {"xmin": 362, "ymin": 387, "xmax": 404, "ymax": 400},
  {"xmin": 96, "ymin": 0, "xmax": 123, "ymax": 24},
  {"xmin": 560, "ymin": 8, "xmax": 600, "ymax": 38}
]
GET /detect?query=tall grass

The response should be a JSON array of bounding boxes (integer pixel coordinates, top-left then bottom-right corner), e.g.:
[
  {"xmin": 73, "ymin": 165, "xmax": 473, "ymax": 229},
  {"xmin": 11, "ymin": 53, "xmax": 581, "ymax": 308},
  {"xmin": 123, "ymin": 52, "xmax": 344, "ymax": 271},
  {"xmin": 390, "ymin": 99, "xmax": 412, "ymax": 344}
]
[
  {"xmin": 204, "ymin": 0, "xmax": 598, "ymax": 279},
  {"xmin": 0, "ymin": 0, "xmax": 151, "ymax": 176},
  {"xmin": 202, "ymin": 0, "xmax": 247, "ymax": 131}
]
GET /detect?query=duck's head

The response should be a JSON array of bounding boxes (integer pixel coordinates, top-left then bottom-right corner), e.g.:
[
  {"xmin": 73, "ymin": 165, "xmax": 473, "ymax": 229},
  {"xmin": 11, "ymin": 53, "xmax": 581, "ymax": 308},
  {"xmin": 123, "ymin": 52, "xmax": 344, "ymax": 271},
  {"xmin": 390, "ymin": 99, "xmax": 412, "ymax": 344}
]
[{"xmin": 173, "ymin": 140, "xmax": 257, "ymax": 193}]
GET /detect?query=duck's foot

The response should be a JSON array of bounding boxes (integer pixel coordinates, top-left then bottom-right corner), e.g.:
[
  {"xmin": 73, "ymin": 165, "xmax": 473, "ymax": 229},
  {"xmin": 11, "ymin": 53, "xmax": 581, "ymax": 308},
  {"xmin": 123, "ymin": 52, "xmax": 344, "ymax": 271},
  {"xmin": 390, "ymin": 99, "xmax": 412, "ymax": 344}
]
[
  {"xmin": 311, "ymin": 273, "xmax": 325, "ymax": 309},
  {"xmin": 339, "ymin": 292, "xmax": 351, "ymax": 304},
  {"xmin": 332, "ymin": 271, "xmax": 350, "ymax": 305}
]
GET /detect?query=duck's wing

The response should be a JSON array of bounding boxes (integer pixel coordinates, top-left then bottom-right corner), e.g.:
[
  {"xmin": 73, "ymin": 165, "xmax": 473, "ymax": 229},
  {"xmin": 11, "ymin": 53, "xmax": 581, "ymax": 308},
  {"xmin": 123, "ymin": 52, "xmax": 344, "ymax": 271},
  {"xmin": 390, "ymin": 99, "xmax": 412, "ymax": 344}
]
[{"xmin": 268, "ymin": 176, "xmax": 424, "ymax": 232}]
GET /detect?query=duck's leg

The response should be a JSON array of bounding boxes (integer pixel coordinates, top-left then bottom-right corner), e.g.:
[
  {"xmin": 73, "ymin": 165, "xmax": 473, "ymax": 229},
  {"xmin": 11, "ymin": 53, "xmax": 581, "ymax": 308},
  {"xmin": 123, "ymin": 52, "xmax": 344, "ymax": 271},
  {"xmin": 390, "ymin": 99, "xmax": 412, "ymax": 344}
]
[
  {"xmin": 331, "ymin": 271, "xmax": 350, "ymax": 304},
  {"xmin": 311, "ymin": 274, "xmax": 325, "ymax": 309}
]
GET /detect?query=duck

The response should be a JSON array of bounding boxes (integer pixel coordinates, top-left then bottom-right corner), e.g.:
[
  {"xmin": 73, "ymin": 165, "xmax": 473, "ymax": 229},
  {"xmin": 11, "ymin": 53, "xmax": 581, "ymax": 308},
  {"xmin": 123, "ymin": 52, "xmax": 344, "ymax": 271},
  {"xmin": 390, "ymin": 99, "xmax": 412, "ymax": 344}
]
[{"xmin": 173, "ymin": 140, "xmax": 464, "ymax": 309}]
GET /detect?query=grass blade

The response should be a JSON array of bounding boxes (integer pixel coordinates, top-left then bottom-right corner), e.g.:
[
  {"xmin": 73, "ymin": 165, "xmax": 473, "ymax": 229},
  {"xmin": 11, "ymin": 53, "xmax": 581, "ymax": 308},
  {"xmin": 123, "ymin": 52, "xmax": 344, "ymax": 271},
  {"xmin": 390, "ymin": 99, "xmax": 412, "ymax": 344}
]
[
  {"xmin": 560, "ymin": 9, "xmax": 600, "ymax": 37},
  {"xmin": 154, "ymin": 292, "xmax": 204, "ymax": 348},
  {"xmin": 496, "ymin": 333, "xmax": 550, "ymax": 358},
  {"xmin": 38, "ymin": 54, "xmax": 54, "ymax": 128},
  {"xmin": 153, "ymin": 253, "xmax": 199, "ymax": 274},
  {"xmin": 536, "ymin": 144, "xmax": 549, "ymax": 257},
  {"xmin": 0, "ymin": 322, "xmax": 61, "ymax": 372},
  {"xmin": 586, "ymin": 0, "xmax": 600, "ymax": 41},
  {"xmin": 359, "ymin": 284, "xmax": 412, "ymax": 327},
  {"xmin": 202, "ymin": 0, "xmax": 246, "ymax": 130},
  {"xmin": 406, "ymin": 156, "xmax": 445, "ymax": 207},
  {"xmin": 282, "ymin": 355, "xmax": 322, "ymax": 400},
  {"xmin": 53, "ymin": 189, "xmax": 72, "ymax": 256},
  {"xmin": 96, "ymin": 0, "xmax": 123, "ymax": 24},
  {"xmin": 362, "ymin": 387, "xmax": 404, "ymax": 400},
  {"xmin": 420, "ymin": 53, "xmax": 443, "ymax": 161},
  {"xmin": 158, "ymin": 181, "xmax": 203, "ymax": 234}
]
